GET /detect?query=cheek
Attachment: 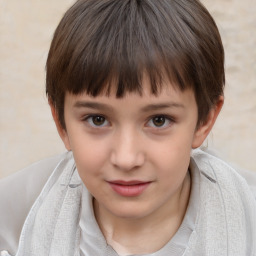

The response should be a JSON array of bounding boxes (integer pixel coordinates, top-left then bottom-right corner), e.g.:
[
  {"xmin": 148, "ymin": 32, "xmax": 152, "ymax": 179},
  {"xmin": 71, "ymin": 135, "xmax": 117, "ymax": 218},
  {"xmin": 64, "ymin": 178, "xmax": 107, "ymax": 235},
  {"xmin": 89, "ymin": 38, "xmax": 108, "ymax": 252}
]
[
  {"xmin": 152, "ymin": 136, "xmax": 192, "ymax": 182},
  {"xmin": 156, "ymin": 131, "xmax": 193, "ymax": 160},
  {"xmin": 156, "ymin": 152, "xmax": 190, "ymax": 197},
  {"xmin": 70, "ymin": 135, "xmax": 111, "ymax": 179}
]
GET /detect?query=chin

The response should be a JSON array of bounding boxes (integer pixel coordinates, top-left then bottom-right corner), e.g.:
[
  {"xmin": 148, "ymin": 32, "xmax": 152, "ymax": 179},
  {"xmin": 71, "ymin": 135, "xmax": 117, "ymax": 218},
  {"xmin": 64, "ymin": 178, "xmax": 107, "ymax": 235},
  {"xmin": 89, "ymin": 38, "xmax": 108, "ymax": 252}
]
[{"xmin": 108, "ymin": 202, "xmax": 154, "ymax": 220}]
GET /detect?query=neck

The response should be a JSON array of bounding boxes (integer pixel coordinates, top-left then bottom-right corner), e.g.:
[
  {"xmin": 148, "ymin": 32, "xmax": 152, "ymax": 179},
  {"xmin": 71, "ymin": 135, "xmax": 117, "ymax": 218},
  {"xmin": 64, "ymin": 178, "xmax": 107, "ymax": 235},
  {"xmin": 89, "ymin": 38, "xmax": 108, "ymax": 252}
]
[{"xmin": 94, "ymin": 171, "xmax": 191, "ymax": 255}]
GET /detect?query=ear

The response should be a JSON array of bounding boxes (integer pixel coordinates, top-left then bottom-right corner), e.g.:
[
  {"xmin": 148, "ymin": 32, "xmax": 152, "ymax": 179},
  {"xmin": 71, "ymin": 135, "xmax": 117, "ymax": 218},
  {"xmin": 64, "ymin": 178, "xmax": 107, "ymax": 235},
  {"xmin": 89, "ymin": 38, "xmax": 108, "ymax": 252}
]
[
  {"xmin": 192, "ymin": 96, "xmax": 224, "ymax": 149},
  {"xmin": 49, "ymin": 101, "xmax": 71, "ymax": 151}
]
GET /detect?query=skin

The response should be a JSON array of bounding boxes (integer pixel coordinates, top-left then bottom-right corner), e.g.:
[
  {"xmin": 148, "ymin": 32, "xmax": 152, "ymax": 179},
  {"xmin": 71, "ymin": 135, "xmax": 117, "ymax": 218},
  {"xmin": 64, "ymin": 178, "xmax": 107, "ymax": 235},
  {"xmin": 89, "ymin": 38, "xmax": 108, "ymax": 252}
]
[{"xmin": 51, "ymin": 79, "xmax": 223, "ymax": 255}]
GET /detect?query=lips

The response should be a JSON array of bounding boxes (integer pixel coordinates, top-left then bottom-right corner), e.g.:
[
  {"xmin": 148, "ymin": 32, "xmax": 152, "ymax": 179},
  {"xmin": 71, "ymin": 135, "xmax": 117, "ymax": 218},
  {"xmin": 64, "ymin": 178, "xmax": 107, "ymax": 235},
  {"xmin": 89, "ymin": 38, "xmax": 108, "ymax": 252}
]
[{"xmin": 108, "ymin": 180, "xmax": 151, "ymax": 197}]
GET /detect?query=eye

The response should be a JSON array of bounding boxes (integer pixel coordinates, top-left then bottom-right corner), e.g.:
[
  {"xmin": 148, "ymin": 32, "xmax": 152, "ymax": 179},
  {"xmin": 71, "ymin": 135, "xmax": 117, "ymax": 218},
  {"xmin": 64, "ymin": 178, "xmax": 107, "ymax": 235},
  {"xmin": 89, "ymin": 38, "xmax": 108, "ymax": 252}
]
[
  {"xmin": 147, "ymin": 115, "xmax": 172, "ymax": 128},
  {"xmin": 85, "ymin": 115, "xmax": 109, "ymax": 127}
]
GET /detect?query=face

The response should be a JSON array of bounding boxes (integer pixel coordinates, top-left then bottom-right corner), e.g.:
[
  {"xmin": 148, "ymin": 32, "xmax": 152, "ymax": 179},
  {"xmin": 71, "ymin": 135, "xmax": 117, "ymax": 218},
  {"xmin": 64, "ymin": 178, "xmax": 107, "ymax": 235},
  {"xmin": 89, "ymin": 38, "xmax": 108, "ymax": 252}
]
[{"xmin": 53, "ymin": 80, "xmax": 220, "ymax": 222}]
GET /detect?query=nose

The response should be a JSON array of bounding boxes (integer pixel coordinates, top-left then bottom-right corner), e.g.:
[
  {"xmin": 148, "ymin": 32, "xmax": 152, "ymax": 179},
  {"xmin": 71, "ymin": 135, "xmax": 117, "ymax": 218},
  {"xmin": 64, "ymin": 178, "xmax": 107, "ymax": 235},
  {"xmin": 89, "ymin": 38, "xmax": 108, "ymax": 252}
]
[{"xmin": 110, "ymin": 129, "xmax": 145, "ymax": 171}]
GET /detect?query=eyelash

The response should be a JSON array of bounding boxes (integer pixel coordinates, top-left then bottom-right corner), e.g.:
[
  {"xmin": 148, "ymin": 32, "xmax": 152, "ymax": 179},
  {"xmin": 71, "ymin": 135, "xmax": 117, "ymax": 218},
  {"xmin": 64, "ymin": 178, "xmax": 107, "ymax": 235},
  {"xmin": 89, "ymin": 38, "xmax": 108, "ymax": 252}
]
[{"xmin": 82, "ymin": 114, "xmax": 175, "ymax": 129}]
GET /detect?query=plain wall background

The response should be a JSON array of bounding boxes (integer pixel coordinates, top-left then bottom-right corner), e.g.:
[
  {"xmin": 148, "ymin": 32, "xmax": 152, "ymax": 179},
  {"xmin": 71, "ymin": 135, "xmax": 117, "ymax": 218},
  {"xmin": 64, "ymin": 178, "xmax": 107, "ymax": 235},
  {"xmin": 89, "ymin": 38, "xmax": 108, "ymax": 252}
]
[{"xmin": 0, "ymin": 0, "xmax": 256, "ymax": 178}]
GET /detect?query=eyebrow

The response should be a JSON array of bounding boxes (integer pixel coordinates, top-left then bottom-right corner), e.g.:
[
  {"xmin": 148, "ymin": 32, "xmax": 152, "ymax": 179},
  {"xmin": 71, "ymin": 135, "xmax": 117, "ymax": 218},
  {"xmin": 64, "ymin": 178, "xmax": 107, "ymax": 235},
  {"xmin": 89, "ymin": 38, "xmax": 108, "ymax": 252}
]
[
  {"xmin": 73, "ymin": 101, "xmax": 184, "ymax": 112},
  {"xmin": 73, "ymin": 101, "xmax": 114, "ymax": 111},
  {"xmin": 141, "ymin": 103, "xmax": 185, "ymax": 112}
]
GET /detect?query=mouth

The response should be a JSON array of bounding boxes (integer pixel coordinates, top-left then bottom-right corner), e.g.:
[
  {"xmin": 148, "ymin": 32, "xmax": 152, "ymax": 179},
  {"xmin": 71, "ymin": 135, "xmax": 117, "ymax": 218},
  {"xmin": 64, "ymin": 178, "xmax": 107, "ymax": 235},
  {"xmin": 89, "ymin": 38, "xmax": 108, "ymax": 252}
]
[{"xmin": 108, "ymin": 180, "xmax": 151, "ymax": 197}]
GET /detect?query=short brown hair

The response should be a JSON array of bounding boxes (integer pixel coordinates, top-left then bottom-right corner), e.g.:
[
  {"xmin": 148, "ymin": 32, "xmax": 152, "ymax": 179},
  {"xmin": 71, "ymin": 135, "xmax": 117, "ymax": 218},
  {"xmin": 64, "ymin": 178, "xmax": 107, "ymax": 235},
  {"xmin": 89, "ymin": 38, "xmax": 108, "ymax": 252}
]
[{"xmin": 46, "ymin": 0, "xmax": 225, "ymax": 129}]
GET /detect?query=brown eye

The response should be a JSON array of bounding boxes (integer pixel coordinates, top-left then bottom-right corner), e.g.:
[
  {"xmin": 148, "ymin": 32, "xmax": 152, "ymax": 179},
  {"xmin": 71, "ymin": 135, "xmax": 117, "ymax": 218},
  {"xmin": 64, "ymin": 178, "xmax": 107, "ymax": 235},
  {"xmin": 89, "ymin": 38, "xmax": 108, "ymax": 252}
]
[
  {"xmin": 147, "ymin": 115, "xmax": 171, "ymax": 128},
  {"xmin": 92, "ymin": 116, "xmax": 106, "ymax": 126},
  {"xmin": 152, "ymin": 116, "xmax": 166, "ymax": 127},
  {"xmin": 86, "ymin": 115, "xmax": 109, "ymax": 127}
]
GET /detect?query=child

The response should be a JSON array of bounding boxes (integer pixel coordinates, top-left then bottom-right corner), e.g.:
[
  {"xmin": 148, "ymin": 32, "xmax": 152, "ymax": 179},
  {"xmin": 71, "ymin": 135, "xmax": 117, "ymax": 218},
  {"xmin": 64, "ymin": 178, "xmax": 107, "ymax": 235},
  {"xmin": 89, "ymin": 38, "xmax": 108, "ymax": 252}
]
[{"xmin": 0, "ymin": 0, "xmax": 256, "ymax": 255}]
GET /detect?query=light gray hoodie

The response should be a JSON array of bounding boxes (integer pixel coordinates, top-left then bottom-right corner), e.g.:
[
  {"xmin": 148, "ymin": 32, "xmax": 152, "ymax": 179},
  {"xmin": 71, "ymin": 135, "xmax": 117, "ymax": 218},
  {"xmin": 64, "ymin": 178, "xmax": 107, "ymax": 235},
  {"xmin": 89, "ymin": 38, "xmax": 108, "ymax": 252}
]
[{"xmin": 0, "ymin": 149, "xmax": 256, "ymax": 256}]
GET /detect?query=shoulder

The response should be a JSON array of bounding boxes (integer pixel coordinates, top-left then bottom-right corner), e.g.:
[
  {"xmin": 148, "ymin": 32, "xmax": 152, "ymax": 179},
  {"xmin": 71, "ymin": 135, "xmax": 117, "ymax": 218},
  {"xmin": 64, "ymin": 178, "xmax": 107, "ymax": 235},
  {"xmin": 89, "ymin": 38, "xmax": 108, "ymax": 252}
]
[
  {"xmin": 0, "ymin": 153, "xmax": 65, "ymax": 255},
  {"xmin": 191, "ymin": 148, "xmax": 256, "ymax": 199}
]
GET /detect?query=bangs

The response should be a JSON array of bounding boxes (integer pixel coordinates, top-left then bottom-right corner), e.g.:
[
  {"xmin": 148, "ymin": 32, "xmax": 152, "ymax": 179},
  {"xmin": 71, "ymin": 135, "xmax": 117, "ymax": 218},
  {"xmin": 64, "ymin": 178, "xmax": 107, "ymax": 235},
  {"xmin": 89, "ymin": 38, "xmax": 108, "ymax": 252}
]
[{"xmin": 47, "ymin": 0, "xmax": 193, "ymax": 100}]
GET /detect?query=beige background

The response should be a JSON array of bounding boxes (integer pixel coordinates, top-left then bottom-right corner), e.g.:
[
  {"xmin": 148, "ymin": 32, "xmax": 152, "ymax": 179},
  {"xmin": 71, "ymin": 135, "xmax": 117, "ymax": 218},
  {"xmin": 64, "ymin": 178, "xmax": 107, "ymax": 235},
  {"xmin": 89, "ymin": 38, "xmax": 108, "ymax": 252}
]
[{"xmin": 0, "ymin": 0, "xmax": 255, "ymax": 178}]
